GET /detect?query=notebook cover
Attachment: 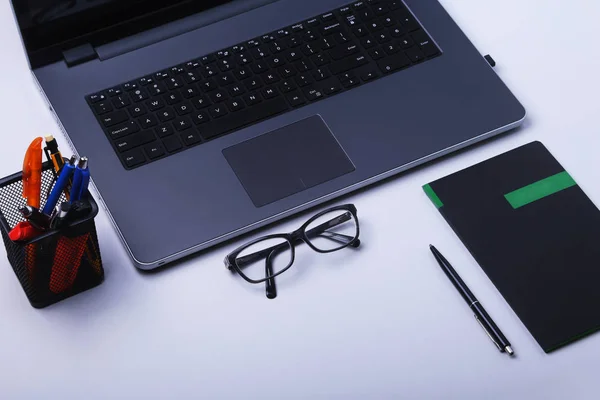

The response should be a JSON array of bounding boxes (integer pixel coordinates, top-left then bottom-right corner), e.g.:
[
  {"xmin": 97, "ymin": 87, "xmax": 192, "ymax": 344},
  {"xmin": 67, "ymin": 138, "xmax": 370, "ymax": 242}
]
[{"xmin": 424, "ymin": 141, "xmax": 600, "ymax": 352}]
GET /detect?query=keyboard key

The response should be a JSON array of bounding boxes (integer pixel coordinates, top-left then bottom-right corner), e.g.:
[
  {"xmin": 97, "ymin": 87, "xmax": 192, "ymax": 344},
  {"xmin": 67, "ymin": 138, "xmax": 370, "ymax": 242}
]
[
  {"xmin": 218, "ymin": 59, "xmax": 235, "ymax": 72},
  {"xmin": 200, "ymin": 79, "xmax": 218, "ymax": 92},
  {"xmin": 228, "ymin": 84, "xmax": 246, "ymax": 97},
  {"xmin": 209, "ymin": 104, "xmax": 229, "ymax": 119},
  {"xmin": 261, "ymin": 33, "xmax": 276, "ymax": 43},
  {"xmin": 278, "ymin": 29, "xmax": 290, "ymax": 38},
  {"xmin": 217, "ymin": 49, "xmax": 232, "ymax": 59},
  {"xmin": 412, "ymin": 30, "xmax": 440, "ymax": 57},
  {"xmin": 192, "ymin": 110, "xmax": 210, "ymax": 125},
  {"xmin": 353, "ymin": 2, "xmax": 366, "ymax": 10},
  {"xmin": 234, "ymin": 67, "xmax": 252, "ymax": 80},
  {"xmin": 170, "ymin": 65, "xmax": 185, "ymax": 75},
  {"xmin": 295, "ymin": 74, "xmax": 314, "ymax": 87},
  {"xmin": 165, "ymin": 92, "xmax": 182, "ymax": 105},
  {"xmin": 236, "ymin": 53, "xmax": 252, "ymax": 66},
  {"xmin": 130, "ymin": 88, "xmax": 149, "ymax": 102},
  {"xmin": 202, "ymin": 64, "xmax": 219, "ymax": 79},
  {"xmin": 375, "ymin": 32, "xmax": 391, "ymax": 43},
  {"xmin": 352, "ymin": 25, "xmax": 368, "ymax": 37},
  {"xmin": 360, "ymin": 69, "xmax": 380, "ymax": 81},
  {"xmin": 245, "ymin": 77, "xmax": 263, "ymax": 91},
  {"xmin": 123, "ymin": 82, "xmax": 138, "ymax": 92},
  {"xmin": 291, "ymin": 23, "xmax": 305, "ymax": 32},
  {"xmin": 279, "ymin": 80, "xmax": 297, "ymax": 93},
  {"xmin": 262, "ymin": 71, "xmax": 281, "ymax": 84},
  {"xmin": 191, "ymin": 95, "xmax": 211, "ymax": 109},
  {"xmin": 374, "ymin": 5, "xmax": 387, "ymax": 15},
  {"xmin": 115, "ymin": 130, "xmax": 155, "ymax": 153},
  {"xmin": 185, "ymin": 60, "xmax": 201, "ymax": 70},
  {"xmin": 329, "ymin": 54, "xmax": 368, "ymax": 74},
  {"xmin": 339, "ymin": 6, "xmax": 352, "ymax": 15},
  {"xmin": 232, "ymin": 44, "xmax": 247, "ymax": 53},
  {"xmin": 181, "ymin": 86, "xmax": 200, "ymax": 99},
  {"xmin": 139, "ymin": 115, "xmax": 158, "ymax": 129},
  {"xmin": 197, "ymin": 98, "xmax": 289, "ymax": 141},
  {"xmin": 286, "ymin": 36, "xmax": 302, "ymax": 48},
  {"xmin": 267, "ymin": 56, "xmax": 285, "ymax": 68},
  {"xmin": 405, "ymin": 47, "xmax": 425, "ymax": 63},
  {"xmin": 303, "ymin": 86, "xmax": 325, "ymax": 101},
  {"xmin": 319, "ymin": 37, "xmax": 336, "ymax": 51},
  {"xmin": 174, "ymin": 116, "xmax": 193, "ymax": 131},
  {"xmin": 306, "ymin": 18, "xmax": 319, "ymax": 27},
  {"xmin": 321, "ymin": 12, "xmax": 335, "ymax": 22},
  {"xmin": 295, "ymin": 59, "xmax": 313, "ymax": 72},
  {"xmin": 101, "ymin": 110, "xmax": 128, "ymax": 127},
  {"xmin": 311, "ymin": 53, "xmax": 330, "ymax": 67},
  {"xmin": 157, "ymin": 108, "xmax": 176, "ymax": 122},
  {"xmin": 330, "ymin": 43, "xmax": 360, "ymax": 60},
  {"xmin": 250, "ymin": 47, "xmax": 269, "ymax": 59},
  {"xmin": 398, "ymin": 36, "xmax": 414, "ymax": 49},
  {"xmin": 383, "ymin": 16, "xmax": 395, "ymax": 27},
  {"xmin": 162, "ymin": 135, "xmax": 182, "ymax": 153},
  {"xmin": 226, "ymin": 98, "xmax": 245, "ymax": 112},
  {"xmin": 184, "ymin": 71, "xmax": 200, "ymax": 84},
  {"xmin": 108, "ymin": 120, "xmax": 140, "ymax": 140},
  {"xmin": 262, "ymin": 87, "xmax": 279, "ymax": 99},
  {"xmin": 107, "ymin": 87, "xmax": 122, "ymax": 97},
  {"xmin": 148, "ymin": 82, "xmax": 167, "ymax": 96},
  {"xmin": 357, "ymin": 10, "xmax": 374, "ymax": 21},
  {"xmin": 246, "ymin": 39, "xmax": 261, "ymax": 48},
  {"xmin": 156, "ymin": 124, "xmax": 174, "ymax": 138},
  {"xmin": 394, "ymin": 10, "xmax": 420, "ymax": 31},
  {"xmin": 175, "ymin": 101, "xmax": 193, "ymax": 115},
  {"xmin": 93, "ymin": 101, "xmax": 113, "ymax": 115},
  {"xmin": 154, "ymin": 71, "xmax": 169, "ymax": 80},
  {"xmin": 139, "ymin": 76, "xmax": 154, "ymax": 86},
  {"xmin": 361, "ymin": 37, "xmax": 377, "ymax": 48},
  {"xmin": 322, "ymin": 79, "xmax": 342, "ymax": 95},
  {"xmin": 369, "ymin": 47, "xmax": 385, "ymax": 60},
  {"xmin": 244, "ymin": 92, "xmax": 263, "ymax": 105},
  {"xmin": 367, "ymin": 20, "xmax": 384, "ymax": 32},
  {"xmin": 384, "ymin": 43, "xmax": 401, "ymax": 55},
  {"xmin": 122, "ymin": 149, "xmax": 146, "ymax": 168},
  {"xmin": 279, "ymin": 65, "xmax": 297, "ymax": 78},
  {"xmin": 111, "ymin": 95, "xmax": 130, "ymax": 109},
  {"xmin": 209, "ymin": 89, "xmax": 228, "ymax": 103},
  {"xmin": 303, "ymin": 30, "xmax": 320, "ymax": 42},
  {"xmin": 166, "ymin": 77, "xmax": 184, "ymax": 90},
  {"xmin": 144, "ymin": 143, "xmax": 165, "ymax": 159},
  {"xmin": 286, "ymin": 49, "xmax": 303, "ymax": 62},
  {"xmin": 377, "ymin": 52, "xmax": 411, "ymax": 73},
  {"xmin": 388, "ymin": 1, "xmax": 401, "ymax": 10},
  {"xmin": 251, "ymin": 61, "xmax": 268, "ymax": 74},
  {"xmin": 268, "ymin": 41, "xmax": 287, "ymax": 53},
  {"xmin": 334, "ymin": 31, "xmax": 351, "ymax": 43},
  {"xmin": 181, "ymin": 130, "xmax": 202, "ymax": 146},
  {"xmin": 390, "ymin": 26, "xmax": 405, "ymax": 37},
  {"xmin": 128, "ymin": 104, "xmax": 147, "ymax": 118},
  {"xmin": 218, "ymin": 72, "xmax": 235, "ymax": 86},
  {"xmin": 320, "ymin": 22, "xmax": 342, "ymax": 36},
  {"xmin": 312, "ymin": 68, "xmax": 331, "ymax": 81}
]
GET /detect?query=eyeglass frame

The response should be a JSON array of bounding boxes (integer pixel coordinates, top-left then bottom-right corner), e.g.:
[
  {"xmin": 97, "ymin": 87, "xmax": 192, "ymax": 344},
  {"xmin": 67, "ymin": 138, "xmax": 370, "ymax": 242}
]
[{"xmin": 224, "ymin": 204, "xmax": 360, "ymax": 284}]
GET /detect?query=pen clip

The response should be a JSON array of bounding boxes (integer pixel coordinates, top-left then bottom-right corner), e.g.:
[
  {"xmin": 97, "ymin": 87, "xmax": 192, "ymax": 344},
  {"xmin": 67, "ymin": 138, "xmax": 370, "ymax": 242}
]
[{"xmin": 475, "ymin": 315, "xmax": 502, "ymax": 351}]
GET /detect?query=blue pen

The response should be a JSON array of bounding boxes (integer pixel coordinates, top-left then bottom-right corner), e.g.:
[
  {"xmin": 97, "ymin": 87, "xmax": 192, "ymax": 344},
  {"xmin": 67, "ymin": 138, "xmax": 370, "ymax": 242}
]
[
  {"xmin": 70, "ymin": 157, "xmax": 90, "ymax": 202},
  {"xmin": 43, "ymin": 156, "xmax": 76, "ymax": 215}
]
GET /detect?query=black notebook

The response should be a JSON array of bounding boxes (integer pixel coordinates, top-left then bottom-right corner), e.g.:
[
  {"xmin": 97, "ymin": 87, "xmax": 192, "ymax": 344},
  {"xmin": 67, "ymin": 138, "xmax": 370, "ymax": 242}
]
[{"xmin": 424, "ymin": 141, "xmax": 600, "ymax": 352}]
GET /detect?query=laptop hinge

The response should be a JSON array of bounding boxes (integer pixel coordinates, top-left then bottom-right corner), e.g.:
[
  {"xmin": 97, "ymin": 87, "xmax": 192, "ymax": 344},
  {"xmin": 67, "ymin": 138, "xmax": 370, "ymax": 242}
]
[{"xmin": 63, "ymin": 43, "xmax": 98, "ymax": 67}]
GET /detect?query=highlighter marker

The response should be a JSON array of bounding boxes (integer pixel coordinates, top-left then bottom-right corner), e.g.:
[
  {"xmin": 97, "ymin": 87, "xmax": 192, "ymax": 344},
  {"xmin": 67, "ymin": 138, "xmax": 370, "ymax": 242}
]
[
  {"xmin": 43, "ymin": 156, "xmax": 76, "ymax": 215},
  {"xmin": 70, "ymin": 157, "xmax": 90, "ymax": 202},
  {"xmin": 44, "ymin": 135, "xmax": 65, "ymax": 175},
  {"xmin": 22, "ymin": 137, "xmax": 44, "ymax": 209}
]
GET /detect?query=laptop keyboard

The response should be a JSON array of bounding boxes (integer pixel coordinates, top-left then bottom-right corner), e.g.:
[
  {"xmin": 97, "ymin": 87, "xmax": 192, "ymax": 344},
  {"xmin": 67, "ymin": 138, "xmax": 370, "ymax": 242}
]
[{"xmin": 86, "ymin": 0, "xmax": 441, "ymax": 170}]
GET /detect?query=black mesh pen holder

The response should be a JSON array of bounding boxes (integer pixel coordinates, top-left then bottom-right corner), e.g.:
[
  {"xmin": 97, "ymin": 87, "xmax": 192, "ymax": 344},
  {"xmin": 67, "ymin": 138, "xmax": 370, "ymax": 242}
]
[{"xmin": 0, "ymin": 162, "xmax": 104, "ymax": 308}]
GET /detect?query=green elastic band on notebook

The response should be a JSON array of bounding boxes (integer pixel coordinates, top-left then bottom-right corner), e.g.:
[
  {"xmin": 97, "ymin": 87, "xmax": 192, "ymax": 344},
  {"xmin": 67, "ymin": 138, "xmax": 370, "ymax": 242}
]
[
  {"xmin": 504, "ymin": 171, "xmax": 577, "ymax": 209},
  {"xmin": 423, "ymin": 184, "xmax": 443, "ymax": 208}
]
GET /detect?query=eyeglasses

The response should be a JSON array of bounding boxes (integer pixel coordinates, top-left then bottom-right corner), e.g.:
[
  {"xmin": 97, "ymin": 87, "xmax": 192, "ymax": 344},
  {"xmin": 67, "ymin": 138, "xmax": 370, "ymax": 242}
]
[{"xmin": 224, "ymin": 204, "xmax": 361, "ymax": 296}]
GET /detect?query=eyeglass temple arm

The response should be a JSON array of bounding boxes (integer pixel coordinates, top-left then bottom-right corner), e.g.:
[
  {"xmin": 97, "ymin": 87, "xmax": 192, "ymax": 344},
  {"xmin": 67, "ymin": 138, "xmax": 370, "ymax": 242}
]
[
  {"xmin": 236, "ymin": 212, "xmax": 356, "ymax": 267},
  {"xmin": 265, "ymin": 250, "xmax": 277, "ymax": 299}
]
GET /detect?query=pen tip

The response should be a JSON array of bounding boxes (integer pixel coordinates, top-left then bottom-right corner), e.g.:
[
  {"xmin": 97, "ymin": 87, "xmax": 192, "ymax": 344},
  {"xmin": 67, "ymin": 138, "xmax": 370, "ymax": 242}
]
[{"xmin": 505, "ymin": 346, "xmax": 514, "ymax": 356}]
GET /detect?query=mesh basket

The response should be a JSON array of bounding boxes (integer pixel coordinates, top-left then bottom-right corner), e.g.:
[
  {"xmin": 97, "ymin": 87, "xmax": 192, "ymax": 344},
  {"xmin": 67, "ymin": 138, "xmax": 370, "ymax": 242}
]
[{"xmin": 0, "ymin": 162, "xmax": 104, "ymax": 308}]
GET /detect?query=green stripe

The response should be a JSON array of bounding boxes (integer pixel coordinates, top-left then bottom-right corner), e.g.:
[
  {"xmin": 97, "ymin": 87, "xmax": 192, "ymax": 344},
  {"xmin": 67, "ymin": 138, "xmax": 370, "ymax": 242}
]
[
  {"xmin": 423, "ymin": 184, "xmax": 443, "ymax": 208},
  {"xmin": 504, "ymin": 171, "xmax": 576, "ymax": 209}
]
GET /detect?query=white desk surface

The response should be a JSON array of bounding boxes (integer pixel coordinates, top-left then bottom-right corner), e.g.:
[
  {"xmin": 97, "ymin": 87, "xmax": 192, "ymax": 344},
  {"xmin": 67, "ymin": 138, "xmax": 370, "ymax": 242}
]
[{"xmin": 1, "ymin": 0, "xmax": 600, "ymax": 398}]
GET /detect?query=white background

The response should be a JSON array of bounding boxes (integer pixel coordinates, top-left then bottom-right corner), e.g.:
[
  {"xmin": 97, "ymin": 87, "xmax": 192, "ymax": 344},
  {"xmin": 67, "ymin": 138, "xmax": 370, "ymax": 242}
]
[{"xmin": 1, "ymin": 0, "xmax": 600, "ymax": 399}]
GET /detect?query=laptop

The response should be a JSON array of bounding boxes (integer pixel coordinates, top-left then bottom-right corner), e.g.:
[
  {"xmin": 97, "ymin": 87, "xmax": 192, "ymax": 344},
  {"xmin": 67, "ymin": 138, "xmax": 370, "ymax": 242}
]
[{"xmin": 9, "ymin": 0, "xmax": 525, "ymax": 269}]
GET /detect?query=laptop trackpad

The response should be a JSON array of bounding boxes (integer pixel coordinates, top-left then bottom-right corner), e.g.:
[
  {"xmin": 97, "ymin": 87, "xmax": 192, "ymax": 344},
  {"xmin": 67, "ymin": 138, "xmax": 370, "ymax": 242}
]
[{"xmin": 223, "ymin": 115, "xmax": 355, "ymax": 207}]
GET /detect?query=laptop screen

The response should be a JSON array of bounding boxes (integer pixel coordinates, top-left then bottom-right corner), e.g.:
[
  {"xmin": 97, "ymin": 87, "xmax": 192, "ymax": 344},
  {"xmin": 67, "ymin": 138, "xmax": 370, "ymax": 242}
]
[{"xmin": 11, "ymin": 0, "xmax": 233, "ymax": 68}]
